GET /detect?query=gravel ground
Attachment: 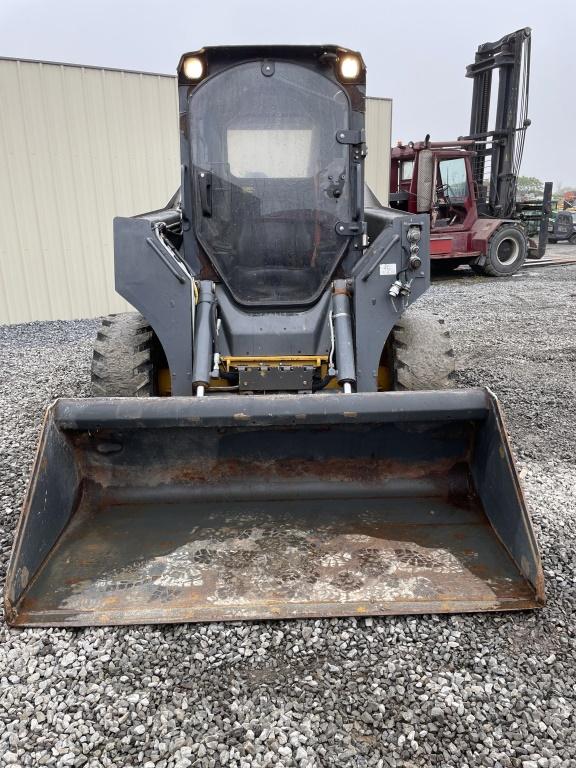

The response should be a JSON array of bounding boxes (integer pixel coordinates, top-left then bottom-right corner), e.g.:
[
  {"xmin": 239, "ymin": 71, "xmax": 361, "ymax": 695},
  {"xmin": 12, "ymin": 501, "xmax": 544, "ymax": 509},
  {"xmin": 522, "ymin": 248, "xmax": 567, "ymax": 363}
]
[{"xmin": 0, "ymin": 245, "xmax": 575, "ymax": 768}]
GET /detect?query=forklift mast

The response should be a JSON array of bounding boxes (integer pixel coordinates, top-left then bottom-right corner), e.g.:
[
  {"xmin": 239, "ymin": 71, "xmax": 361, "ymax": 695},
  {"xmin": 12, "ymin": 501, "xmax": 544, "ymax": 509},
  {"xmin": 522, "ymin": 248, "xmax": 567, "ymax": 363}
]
[{"xmin": 464, "ymin": 28, "xmax": 532, "ymax": 219}]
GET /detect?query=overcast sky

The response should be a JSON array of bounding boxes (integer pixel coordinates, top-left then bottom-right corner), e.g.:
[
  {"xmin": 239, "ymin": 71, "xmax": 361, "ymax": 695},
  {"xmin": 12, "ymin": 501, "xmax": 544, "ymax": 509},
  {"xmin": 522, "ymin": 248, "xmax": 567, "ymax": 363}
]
[{"xmin": 1, "ymin": 0, "xmax": 574, "ymax": 187}]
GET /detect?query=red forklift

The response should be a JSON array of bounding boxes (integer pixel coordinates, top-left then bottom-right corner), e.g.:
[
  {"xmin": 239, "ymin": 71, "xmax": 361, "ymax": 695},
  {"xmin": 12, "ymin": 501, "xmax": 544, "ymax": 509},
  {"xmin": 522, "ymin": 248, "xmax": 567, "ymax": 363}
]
[{"xmin": 389, "ymin": 29, "xmax": 551, "ymax": 276}]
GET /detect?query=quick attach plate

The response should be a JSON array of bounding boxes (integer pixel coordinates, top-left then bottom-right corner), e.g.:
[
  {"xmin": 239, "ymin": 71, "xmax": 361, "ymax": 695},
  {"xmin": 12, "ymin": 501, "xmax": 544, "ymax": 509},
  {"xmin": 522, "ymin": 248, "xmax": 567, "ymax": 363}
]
[{"xmin": 238, "ymin": 366, "xmax": 315, "ymax": 392}]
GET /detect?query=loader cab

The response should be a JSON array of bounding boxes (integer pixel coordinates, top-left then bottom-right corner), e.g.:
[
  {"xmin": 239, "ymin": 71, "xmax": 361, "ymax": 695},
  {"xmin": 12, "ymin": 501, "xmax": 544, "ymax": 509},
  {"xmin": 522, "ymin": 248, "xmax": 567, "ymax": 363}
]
[
  {"xmin": 115, "ymin": 45, "xmax": 431, "ymax": 398},
  {"xmin": 178, "ymin": 46, "xmax": 367, "ymax": 307}
]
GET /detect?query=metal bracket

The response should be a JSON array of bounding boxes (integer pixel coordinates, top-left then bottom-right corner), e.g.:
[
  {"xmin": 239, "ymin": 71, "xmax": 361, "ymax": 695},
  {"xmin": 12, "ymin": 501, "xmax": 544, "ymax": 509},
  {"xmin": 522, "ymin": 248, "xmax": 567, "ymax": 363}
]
[
  {"xmin": 336, "ymin": 129, "xmax": 365, "ymax": 145},
  {"xmin": 335, "ymin": 221, "xmax": 367, "ymax": 237},
  {"xmin": 326, "ymin": 174, "xmax": 345, "ymax": 199}
]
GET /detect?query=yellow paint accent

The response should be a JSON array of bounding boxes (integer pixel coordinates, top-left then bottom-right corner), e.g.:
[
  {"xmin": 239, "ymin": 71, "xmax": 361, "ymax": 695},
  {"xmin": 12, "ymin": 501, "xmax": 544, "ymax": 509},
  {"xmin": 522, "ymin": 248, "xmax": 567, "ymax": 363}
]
[
  {"xmin": 159, "ymin": 357, "xmax": 391, "ymax": 395},
  {"xmin": 378, "ymin": 338, "xmax": 394, "ymax": 391},
  {"xmin": 222, "ymin": 355, "xmax": 328, "ymax": 371},
  {"xmin": 157, "ymin": 368, "xmax": 238, "ymax": 394},
  {"xmin": 209, "ymin": 377, "xmax": 234, "ymax": 388},
  {"xmin": 158, "ymin": 356, "xmax": 393, "ymax": 395},
  {"xmin": 157, "ymin": 368, "xmax": 171, "ymax": 397},
  {"xmin": 378, "ymin": 364, "xmax": 392, "ymax": 391}
]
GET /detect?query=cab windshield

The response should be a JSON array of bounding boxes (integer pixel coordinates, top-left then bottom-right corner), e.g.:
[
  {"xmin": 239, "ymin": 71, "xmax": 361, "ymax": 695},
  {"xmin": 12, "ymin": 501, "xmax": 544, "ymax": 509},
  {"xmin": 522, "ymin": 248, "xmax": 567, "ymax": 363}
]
[{"xmin": 188, "ymin": 61, "xmax": 350, "ymax": 306}]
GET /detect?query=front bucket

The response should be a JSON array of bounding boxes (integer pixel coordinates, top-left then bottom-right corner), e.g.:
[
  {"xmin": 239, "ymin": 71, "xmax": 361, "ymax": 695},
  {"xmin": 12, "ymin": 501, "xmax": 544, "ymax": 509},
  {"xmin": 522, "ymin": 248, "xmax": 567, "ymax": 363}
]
[{"xmin": 5, "ymin": 389, "xmax": 544, "ymax": 627}]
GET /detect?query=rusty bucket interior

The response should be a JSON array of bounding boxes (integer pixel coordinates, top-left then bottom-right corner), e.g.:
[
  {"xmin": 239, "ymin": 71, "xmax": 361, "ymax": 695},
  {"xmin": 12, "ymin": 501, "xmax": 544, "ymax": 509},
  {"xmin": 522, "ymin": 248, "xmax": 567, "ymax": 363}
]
[{"xmin": 5, "ymin": 389, "xmax": 544, "ymax": 627}]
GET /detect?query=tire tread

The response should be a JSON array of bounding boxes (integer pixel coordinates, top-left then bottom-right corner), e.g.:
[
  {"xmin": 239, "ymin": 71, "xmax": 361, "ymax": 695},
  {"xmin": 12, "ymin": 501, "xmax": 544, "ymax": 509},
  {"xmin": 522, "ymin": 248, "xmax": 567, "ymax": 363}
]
[
  {"xmin": 90, "ymin": 312, "xmax": 155, "ymax": 397},
  {"xmin": 392, "ymin": 310, "xmax": 456, "ymax": 391}
]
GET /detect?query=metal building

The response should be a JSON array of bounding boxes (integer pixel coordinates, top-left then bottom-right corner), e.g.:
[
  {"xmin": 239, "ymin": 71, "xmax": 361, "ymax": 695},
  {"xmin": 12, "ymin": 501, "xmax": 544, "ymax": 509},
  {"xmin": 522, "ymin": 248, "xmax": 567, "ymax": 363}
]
[
  {"xmin": 365, "ymin": 97, "xmax": 392, "ymax": 206},
  {"xmin": 0, "ymin": 57, "xmax": 391, "ymax": 324}
]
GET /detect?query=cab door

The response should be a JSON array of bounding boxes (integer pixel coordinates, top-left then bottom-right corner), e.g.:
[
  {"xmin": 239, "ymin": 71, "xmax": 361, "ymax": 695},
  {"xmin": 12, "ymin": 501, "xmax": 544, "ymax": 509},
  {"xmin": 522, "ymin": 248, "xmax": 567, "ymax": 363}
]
[{"xmin": 431, "ymin": 154, "xmax": 478, "ymax": 256}]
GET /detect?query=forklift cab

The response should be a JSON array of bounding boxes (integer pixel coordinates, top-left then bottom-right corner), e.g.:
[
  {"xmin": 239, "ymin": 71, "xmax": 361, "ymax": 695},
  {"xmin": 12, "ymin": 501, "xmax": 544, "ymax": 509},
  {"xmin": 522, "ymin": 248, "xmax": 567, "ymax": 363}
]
[{"xmin": 390, "ymin": 143, "xmax": 478, "ymax": 232}]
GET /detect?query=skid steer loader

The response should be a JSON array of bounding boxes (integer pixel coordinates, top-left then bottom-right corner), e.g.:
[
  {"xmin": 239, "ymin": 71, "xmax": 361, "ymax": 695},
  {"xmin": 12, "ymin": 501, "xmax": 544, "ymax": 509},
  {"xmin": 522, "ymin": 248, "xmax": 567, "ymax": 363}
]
[{"xmin": 5, "ymin": 45, "xmax": 544, "ymax": 627}]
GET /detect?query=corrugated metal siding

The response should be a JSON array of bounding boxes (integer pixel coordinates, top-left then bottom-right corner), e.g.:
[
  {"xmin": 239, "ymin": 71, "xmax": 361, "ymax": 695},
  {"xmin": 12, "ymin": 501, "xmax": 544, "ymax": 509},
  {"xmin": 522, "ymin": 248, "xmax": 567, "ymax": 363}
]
[
  {"xmin": 365, "ymin": 97, "xmax": 392, "ymax": 206},
  {"xmin": 0, "ymin": 59, "xmax": 179, "ymax": 324},
  {"xmin": 0, "ymin": 58, "xmax": 391, "ymax": 324}
]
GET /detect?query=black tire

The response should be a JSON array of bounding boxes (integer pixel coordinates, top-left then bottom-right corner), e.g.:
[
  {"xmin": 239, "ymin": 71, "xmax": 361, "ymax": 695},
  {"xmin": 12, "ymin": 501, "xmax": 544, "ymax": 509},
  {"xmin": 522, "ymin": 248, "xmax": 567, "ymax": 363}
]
[
  {"xmin": 569, "ymin": 234, "xmax": 576, "ymax": 244},
  {"xmin": 474, "ymin": 225, "xmax": 527, "ymax": 276},
  {"xmin": 91, "ymin": 312, "xmax": 161, "ymax": 397},
  {"xmin": 391, "ymin": 309, "xmax": 456, "ymax": 390}
]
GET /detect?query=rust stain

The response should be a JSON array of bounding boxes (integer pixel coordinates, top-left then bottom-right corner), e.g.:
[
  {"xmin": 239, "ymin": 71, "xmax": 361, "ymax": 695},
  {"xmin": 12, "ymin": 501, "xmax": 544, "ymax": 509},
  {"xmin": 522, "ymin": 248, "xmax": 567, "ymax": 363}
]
[{"xmin": 108, "ymin": 456, "xmax": 463, "ymax": 487}]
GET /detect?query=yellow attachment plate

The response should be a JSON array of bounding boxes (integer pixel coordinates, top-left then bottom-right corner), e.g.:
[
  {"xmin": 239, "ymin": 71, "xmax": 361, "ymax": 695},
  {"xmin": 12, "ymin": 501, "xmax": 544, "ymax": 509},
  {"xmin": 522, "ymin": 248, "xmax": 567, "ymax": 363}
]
[{"xmin": 222, "ymin": 355, "xmax": 328, "ymax": 371}]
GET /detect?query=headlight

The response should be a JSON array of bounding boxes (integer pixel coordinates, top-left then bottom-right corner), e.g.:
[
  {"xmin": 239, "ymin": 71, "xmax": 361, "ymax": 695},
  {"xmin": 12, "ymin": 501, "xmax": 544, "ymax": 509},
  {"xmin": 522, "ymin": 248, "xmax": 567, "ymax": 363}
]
[
  {"xmin": 339, "ymin": 55, "xmax": 361, "ymax": 80},
  {"xmin": 407, "ymin": 226, "xmax": 422, "ymax": 243},
  {"xmin": 182, "ymin": 56, "xmax": 205, "ymax": 81}
]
